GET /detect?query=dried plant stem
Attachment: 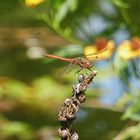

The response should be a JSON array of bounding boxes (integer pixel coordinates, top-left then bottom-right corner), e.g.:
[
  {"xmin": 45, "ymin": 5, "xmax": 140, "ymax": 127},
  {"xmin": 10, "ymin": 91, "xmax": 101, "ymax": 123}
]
[{"xmin": 58, "ymin": 71, "xmax": 97, "ymax": 140}]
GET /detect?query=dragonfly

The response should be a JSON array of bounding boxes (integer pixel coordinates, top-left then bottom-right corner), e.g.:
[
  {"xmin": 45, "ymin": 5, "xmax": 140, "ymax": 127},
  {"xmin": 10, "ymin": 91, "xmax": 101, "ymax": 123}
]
[{"xmin": 44, "ymin": 48, "xmax": 108, "ymax": 73}]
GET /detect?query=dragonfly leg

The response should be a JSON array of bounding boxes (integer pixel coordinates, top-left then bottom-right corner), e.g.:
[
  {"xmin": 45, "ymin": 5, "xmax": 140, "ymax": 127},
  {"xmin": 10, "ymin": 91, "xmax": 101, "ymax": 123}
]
[
  {"xmin": 75, "ymin": 68, "xmax": 83, "ymax": 74},
  {"xmin": 85, "ymin": 68, "xmax": 92, "ymax": 75},
  {"xmin": 87, "ymin": 68, "xmax": 92, "ymax": 71}
]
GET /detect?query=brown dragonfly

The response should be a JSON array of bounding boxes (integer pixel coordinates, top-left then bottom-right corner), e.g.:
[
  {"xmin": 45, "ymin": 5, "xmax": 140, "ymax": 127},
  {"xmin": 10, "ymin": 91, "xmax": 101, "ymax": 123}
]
[{"xmin": 44, "ymin": 48, "xmax": 107, "ymax": 73}]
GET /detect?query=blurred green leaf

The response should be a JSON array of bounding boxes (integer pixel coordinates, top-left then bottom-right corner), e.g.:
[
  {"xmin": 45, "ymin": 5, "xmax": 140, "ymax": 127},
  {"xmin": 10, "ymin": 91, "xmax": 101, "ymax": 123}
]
[
  {"xmin": 54, "ymin": 2, "xmax": 68, "ymax": 26},
  {"xmin": 122, "ymin": 95, "xmax": 140, "ymax": 121},
  {"xmin": 54, "ymin": 0, "xmax": 78, "ymax": 26},
  {"xmin": 113, "ymin": 54, "xmax": 130, "ymax": 87},
  {"xmin": 1, "ymin": 122, "xmax": 34, "ymax": 140},
  {"xmin": 0, "ymin": 79, "xmax": 27, "ymax": 99},
  {"xmin": 116, "ymin": 123, "xmax": 140, "ymax": 140},
  {"xmin": 130, "ymin": 59, "xmax": 140, "ymax": 79},
  {"xmin": 111, "ymin": 0, "xmax": 129, "ymax": 8}
]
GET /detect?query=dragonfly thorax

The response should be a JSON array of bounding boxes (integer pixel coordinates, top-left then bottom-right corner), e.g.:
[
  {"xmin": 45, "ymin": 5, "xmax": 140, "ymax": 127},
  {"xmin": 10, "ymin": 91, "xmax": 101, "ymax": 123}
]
[{"xmin": 72, "ymin": 58, "xmax": 92, "ymax": 69}]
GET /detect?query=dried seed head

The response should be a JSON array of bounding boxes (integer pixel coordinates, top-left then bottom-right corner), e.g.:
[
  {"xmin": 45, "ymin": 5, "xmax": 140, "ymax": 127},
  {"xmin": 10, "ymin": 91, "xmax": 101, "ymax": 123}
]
[
  {"xmin": 71, "ymin": 132, "xmax": 79, "ymax": 140},
  {"xmin": 78, "ymin": 74, "xmax": 85, "ymax": 83},
  {"xmin": 58, "ymin": 128, "xmax": 69, "ymax": 138}
]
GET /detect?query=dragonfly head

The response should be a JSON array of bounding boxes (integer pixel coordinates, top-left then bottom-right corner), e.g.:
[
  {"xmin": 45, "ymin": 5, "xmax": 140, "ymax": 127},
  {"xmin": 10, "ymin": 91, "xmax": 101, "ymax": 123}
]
[
  {"xmin": 88, "ymin": 63, "xmax": 92, "ymax": 69},
  {"xmin": 85, "ymin": 60, "xmax": 92, "ymax": 68}
]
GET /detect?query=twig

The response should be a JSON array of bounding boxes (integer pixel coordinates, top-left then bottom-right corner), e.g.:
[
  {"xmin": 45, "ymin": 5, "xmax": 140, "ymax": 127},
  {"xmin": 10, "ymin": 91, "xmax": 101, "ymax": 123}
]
[{"xmin": 58, "ymin": 71, "xmax": 97, "ymax": 140}]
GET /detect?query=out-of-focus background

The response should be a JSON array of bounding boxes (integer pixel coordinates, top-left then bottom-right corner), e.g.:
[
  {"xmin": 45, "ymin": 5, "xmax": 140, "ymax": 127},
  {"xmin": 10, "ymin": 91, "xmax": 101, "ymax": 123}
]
[{"xmin": 0, "ymin": 0, "xmax": 140, "ymax": 140}]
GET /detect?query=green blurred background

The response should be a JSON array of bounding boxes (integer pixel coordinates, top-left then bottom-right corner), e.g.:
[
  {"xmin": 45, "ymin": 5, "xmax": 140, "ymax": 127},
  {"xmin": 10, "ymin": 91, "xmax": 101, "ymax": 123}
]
[{"xmin": 0, "ymin": 0, "xmax": 140, "ymax": 140}]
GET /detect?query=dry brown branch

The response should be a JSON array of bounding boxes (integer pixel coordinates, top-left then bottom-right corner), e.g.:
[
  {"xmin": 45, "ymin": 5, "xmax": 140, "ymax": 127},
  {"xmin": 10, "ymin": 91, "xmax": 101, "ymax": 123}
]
[{"xmin": 58, "ymin": 71, "xmax": 97, "ymax": 140}]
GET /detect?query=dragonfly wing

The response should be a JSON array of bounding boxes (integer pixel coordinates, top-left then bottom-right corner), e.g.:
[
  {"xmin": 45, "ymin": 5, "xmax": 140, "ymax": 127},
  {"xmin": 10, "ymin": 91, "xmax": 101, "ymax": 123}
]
[
  {"xmin": 63, "ymin": 63, "xmax": 75, "ymax": 74},
  {"xmin": 84, "ymin": 47, "xmax": 108, "ymax": 57},
  {"xmin": 57, "ymin": 63, "xmax": 78, "ymax": 77},
  {"xmin": 84, "ymin": 48, "xmax": 109, "ymax": 62},
  {"xmin": 85, "ymin": 55, "xmax": 105, "ymax": 62}
]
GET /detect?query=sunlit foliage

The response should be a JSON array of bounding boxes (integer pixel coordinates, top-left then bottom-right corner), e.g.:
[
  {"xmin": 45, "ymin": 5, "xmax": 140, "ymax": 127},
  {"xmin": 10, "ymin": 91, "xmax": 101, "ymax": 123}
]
[{"xmin": 0, "ymin": 0, "xmax": 140, "ymax": 139}]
